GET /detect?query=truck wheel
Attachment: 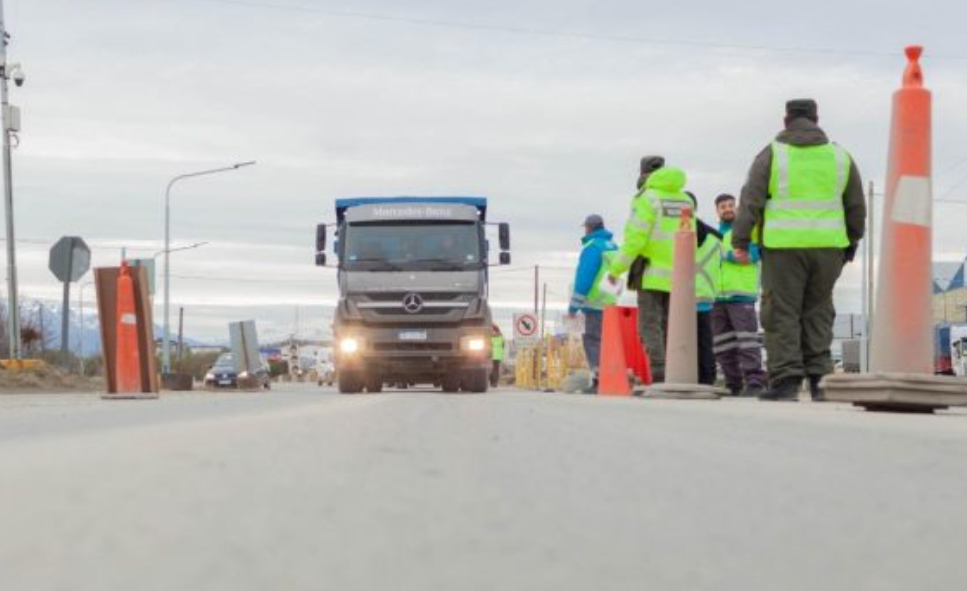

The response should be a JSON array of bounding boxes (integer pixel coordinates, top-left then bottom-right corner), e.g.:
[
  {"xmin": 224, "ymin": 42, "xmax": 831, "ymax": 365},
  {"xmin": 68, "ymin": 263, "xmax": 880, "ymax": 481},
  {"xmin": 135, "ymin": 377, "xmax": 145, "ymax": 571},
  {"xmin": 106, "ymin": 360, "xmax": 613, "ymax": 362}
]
[
  {"xmin": 338, "ymin": 372, "xmax": 364, "ymax": 394},
  {"xmin": 365, "ymin": 375, "xmax": 383, "ymax": 393},
  {"xmin": 441, "ymin": 373, "xmax": 462, "ymax": 393},
  {"xmin": 462, "ymin": 369, "xmax": 490, "ymax": 393}
]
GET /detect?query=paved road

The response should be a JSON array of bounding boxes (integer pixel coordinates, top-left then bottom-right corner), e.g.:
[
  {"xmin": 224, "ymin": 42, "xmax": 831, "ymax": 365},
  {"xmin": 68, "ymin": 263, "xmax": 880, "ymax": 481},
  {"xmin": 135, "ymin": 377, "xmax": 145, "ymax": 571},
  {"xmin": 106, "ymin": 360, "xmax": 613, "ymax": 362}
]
[{"xmin": 1, "ymin": 384, "xmax": 966, "ymax": 591}]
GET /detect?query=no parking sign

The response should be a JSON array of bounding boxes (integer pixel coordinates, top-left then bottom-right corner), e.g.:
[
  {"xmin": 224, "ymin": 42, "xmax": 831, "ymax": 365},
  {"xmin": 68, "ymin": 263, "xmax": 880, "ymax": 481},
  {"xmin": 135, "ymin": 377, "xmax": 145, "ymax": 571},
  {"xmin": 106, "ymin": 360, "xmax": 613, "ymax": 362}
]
[{"xmin": 513, "ymin": 312, "xmax": 539, "ymax": 344}]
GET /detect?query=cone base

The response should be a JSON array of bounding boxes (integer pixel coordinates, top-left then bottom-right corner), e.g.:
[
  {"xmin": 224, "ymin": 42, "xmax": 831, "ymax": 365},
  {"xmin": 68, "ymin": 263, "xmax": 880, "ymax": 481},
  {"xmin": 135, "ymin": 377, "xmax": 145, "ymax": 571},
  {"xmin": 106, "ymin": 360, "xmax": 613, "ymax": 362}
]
[
  {"xmin": 823, "ymin": 373, "xmax": 967, "ymax": 413},
  {"xmin": 102, "ymin": 392, "xmax": 160, "ymax": 400},
  {"xmin": 641, "ymin": 383, "xmax": 726, "ymax": 400}
]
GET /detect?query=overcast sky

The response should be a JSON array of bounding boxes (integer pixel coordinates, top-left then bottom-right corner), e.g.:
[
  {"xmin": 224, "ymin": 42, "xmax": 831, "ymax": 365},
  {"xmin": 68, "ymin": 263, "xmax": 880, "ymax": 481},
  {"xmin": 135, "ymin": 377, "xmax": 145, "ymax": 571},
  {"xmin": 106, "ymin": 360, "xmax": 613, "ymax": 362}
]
[{"xmin": 3, "ymin": 0, "xmax": 967, "ymax": 341}]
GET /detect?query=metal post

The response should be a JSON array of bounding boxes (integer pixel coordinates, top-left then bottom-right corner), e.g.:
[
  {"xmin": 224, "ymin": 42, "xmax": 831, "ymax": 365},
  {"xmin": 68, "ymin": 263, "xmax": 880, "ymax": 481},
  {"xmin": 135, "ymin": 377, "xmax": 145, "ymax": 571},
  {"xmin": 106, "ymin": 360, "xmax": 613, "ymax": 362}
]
[
  {"xmin": 60, "ymin": 246, "xmax": 74, "ymax": 364},
  {"xmin": 78, "ymin": 281, "xmax": 92, "ymax": 375},
  {"xmin": 533, "ymin": 265, "xmax": 539, "ymax": 315},
  {"xmin": 861, "ymin": 180, "xmax": 875, "ymax": 371},
  {"xmin": 0, "ymin": 1, "xmax": 20, "ymax": 359},
  {"xmin": 162, "ymin": 161, "xmax": 255, "ymax": 374},
  {"xmin": 177, "ymin": 306, "xmax": 184, "ymax": 372}
]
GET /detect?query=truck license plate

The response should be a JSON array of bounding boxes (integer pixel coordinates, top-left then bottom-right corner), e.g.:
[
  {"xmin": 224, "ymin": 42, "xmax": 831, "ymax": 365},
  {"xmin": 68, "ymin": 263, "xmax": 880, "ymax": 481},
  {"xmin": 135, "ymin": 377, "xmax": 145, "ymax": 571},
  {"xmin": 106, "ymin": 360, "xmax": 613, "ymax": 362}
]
[{"xmin": 399, "ymin": 330, "xmax": 428, "ymax": 341}]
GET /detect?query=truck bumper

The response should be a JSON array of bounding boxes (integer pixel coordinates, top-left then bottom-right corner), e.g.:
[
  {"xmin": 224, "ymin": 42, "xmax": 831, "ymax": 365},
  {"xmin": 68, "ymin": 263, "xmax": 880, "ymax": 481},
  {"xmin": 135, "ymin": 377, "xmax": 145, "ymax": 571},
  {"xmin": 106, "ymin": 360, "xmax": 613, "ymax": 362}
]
[{"xmin": 334, "ymin": 326, "xmax": 491, "ymax": 378}]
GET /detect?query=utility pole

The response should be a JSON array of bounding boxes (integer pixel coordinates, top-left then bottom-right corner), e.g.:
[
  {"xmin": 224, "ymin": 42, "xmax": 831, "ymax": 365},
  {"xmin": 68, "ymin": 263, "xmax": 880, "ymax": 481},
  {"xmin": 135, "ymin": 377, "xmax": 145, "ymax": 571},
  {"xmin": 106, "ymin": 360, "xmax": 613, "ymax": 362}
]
[
  {"xmin": 0, "ymin": 2, "xmax": 23, "ymax": 360},
  {"xmin": 860, "ymin": 180, "xmax": 876, "ymax": 372},
  {"xmin": 177, "ymin": 306, "xmax": 185, "ymax": 372},
  {"xmin": 533, "ymin": 265, "xmax": 539, "ymax": 315}
]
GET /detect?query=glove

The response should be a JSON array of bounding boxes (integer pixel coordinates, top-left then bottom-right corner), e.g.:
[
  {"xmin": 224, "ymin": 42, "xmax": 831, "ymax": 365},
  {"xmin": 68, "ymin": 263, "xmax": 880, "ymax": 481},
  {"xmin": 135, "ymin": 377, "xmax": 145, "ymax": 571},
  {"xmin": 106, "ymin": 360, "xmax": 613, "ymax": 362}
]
[{"xmin": 844, "ymin": 243, "xmax": 858, "ymax": 263}]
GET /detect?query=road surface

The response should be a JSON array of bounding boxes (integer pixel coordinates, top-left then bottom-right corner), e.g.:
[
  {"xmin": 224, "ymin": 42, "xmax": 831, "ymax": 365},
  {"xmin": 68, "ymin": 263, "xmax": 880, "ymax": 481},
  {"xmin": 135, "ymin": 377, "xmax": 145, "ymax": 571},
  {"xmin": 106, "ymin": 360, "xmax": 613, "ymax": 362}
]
[{"xmin": 1, "ymin": 384, "xmax": 966, "ymax": 590}]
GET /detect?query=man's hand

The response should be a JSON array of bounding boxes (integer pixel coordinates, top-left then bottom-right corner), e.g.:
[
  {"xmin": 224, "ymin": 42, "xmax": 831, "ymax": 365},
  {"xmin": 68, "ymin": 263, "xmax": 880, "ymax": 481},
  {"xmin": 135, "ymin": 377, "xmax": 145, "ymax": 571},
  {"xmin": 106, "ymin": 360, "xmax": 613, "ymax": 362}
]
[{"xmin": 733, "ymin": 248, "xmax": 751, "ymax": 265}]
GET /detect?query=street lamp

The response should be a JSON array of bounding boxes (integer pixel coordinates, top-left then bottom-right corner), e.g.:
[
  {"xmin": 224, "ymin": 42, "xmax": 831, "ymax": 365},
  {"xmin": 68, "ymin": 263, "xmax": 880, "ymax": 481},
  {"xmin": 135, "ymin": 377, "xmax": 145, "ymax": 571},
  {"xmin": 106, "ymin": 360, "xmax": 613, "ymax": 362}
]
[
  {"xmin": 1, "ymin": 2, "xmax": 25, "ymax": 359},
  {"xmin": 163, "ymin": 162, "xmax": 254, "ymax": 374},
  {"xmin": 153, "ymin": 241, "xmax": 208, "ymax": 260}
]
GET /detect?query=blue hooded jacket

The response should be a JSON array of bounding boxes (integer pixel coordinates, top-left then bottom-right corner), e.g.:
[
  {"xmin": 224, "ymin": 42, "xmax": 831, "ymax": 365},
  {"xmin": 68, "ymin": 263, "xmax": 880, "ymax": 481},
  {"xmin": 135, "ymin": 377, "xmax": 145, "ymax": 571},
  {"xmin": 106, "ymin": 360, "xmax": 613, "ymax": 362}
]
[{"xmin": 569, "ymin": 228, "xmax": 617, "ymax": 314}]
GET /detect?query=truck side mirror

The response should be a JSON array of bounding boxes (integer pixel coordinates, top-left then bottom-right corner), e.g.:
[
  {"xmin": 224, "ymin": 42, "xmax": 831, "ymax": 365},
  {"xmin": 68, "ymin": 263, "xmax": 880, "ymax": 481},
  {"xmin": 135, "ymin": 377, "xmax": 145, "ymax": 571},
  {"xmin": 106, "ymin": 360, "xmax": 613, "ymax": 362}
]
[
  {"xmin": 498, "ymin": 223, "xmax": 511, "ymax": 251},
  {"xmin": 499, "ymin": 252, "xmax": 511, "ymax": 265},
  {"xmin": 316, "ymin": 224, "xmax": 327, "ymax": 252},
  {"xmin": 315, "ymin": 252, "xmax": 327, "ymax": 267}
]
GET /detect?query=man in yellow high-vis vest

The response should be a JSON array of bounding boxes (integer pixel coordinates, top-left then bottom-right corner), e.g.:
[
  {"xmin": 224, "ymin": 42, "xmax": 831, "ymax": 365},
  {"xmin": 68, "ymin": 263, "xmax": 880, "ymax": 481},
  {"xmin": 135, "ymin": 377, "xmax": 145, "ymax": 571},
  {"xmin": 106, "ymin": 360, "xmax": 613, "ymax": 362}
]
[{"xmin": 733, "ymin": 99, "xmax": 866, "ymax": 401}]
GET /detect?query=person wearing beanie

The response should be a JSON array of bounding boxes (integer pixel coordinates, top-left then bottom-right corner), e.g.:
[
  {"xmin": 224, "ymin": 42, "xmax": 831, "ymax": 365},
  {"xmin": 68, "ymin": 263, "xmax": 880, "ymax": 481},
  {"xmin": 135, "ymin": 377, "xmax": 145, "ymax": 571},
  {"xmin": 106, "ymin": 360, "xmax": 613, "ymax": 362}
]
[
  {"xmin": 732, "ymin": 99, "xmax": 866, "ymax": 401},
  {"xmin": 568, "ymin": 214, "xmax": 618, "ymax": 393}
]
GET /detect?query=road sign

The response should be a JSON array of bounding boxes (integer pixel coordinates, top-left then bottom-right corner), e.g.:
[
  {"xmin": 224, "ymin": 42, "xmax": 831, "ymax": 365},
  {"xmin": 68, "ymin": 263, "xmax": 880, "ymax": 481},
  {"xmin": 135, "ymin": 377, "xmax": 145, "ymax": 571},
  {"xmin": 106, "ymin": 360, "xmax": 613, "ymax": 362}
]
[
  {"xmin": 128, "ymin": 258, "xmax": 156, "ymax": 295},
  {"xmin": 48, "ymin": 236, "xmax": 91, "ymax": 283},
  {"xmin": 229, "ymin": 320, "xmax": 262, "ymax": 376},
  {"xmin": 49, "ymin": 237, "xmax": 92, "ymax": 363},
  {"xmin": 514, "ymin": 312, "xmax": 539, "ymax": 343}
]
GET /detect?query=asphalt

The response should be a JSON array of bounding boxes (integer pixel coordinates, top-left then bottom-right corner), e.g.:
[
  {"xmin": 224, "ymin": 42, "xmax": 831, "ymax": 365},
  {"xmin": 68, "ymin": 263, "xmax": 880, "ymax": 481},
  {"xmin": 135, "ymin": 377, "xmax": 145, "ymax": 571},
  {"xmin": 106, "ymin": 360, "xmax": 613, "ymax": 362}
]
[{"xmin": 1, "ymin": 384, "xmax": 966, "ymax": 591}]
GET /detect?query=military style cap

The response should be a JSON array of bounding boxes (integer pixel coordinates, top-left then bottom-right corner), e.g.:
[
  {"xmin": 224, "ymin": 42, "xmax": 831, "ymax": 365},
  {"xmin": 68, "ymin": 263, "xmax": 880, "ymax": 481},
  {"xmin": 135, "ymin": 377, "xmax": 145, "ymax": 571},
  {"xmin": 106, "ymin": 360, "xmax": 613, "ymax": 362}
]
[{"xmin": 786, "ymin": 99, "xmax": 818, "ymax": 121}]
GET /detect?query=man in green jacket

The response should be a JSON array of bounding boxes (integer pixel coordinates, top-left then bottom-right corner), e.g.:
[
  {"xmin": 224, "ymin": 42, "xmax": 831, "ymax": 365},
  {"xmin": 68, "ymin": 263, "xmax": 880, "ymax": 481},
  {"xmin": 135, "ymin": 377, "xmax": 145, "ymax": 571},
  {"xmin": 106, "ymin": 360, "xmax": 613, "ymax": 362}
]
[
  {"xmin": 609, "ymin": 160, "xmax": 695, "ymax": 383},
  {"xmin": 733, "ymin": 99, "xmax": 866, "ymax": 401}
]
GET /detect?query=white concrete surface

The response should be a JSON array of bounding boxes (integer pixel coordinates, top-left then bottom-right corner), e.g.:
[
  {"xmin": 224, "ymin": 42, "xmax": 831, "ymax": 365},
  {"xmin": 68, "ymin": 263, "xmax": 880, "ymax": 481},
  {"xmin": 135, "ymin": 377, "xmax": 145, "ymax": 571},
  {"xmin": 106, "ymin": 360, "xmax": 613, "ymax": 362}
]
[{"xmin": 1, "ymin": 384, "xmax": 966, "ymax": 590}]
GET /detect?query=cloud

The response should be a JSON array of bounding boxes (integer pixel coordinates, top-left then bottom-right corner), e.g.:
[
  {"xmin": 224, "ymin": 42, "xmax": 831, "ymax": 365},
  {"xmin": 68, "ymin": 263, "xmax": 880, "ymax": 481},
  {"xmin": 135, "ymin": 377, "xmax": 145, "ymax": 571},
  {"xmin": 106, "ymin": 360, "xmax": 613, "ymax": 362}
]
[{"xmin": 3, "ymin": 0, "xmax": 966, "ymax": 339}]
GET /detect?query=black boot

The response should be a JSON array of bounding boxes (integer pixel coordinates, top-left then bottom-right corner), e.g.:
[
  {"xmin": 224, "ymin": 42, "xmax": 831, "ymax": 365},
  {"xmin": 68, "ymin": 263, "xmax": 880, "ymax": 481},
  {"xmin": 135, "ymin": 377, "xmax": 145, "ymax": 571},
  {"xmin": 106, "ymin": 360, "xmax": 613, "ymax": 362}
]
[
  {"xmin": 759, "ymin": 377, "xmax": 802, "ymax": 402},
  {"xmin": 808, "ymin": 375, "xmax": 825, "ymax": 402}
]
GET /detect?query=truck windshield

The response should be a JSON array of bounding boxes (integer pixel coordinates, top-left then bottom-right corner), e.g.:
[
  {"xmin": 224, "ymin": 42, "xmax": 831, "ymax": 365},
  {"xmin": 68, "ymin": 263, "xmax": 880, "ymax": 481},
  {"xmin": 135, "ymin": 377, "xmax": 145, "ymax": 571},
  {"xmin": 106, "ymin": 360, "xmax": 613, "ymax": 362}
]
[{"xmin": 343, "ymin": 222, "xmax": 481, "ymax": 271}]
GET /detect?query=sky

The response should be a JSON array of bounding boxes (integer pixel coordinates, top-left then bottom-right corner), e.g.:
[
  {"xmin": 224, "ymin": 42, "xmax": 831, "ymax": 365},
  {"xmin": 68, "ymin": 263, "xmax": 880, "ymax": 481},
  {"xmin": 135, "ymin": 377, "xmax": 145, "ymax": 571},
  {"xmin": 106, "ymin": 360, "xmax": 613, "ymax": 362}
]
[{"xmin": 2, "ymin": 0, "xmax": 967, "ymax": 342}]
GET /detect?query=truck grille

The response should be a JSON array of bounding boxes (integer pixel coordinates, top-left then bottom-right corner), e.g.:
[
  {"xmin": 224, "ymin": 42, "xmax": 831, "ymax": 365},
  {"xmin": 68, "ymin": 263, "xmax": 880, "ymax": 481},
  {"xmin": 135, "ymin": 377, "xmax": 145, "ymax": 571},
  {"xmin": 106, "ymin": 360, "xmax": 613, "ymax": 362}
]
[{"xmin": 372, "ymin": 343, "xmax": 454, "ymax": 352}]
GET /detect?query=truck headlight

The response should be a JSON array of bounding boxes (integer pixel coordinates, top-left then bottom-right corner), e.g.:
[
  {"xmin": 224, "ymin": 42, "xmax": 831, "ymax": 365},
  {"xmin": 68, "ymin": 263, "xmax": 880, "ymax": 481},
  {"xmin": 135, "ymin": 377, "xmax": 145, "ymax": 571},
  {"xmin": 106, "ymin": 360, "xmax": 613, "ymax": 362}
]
[
  {"xmin": 204, "ymin": 372, "xmax": 214, "ymax": 381},
  {"xmin": 460, "ymin": 336, "xmax": 488, "ymax": 352},
  {"xmin": 340, "ymin": 337, "xmax": 362, "ymax": 354}
]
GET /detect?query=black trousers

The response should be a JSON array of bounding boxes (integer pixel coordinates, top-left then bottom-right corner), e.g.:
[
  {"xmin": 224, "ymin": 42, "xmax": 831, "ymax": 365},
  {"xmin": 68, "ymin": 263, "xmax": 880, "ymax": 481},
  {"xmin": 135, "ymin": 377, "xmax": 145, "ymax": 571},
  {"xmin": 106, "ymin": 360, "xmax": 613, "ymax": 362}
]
[{"xmin": 697, "ymin": 311, "xmax": 716, "ymax": 386}]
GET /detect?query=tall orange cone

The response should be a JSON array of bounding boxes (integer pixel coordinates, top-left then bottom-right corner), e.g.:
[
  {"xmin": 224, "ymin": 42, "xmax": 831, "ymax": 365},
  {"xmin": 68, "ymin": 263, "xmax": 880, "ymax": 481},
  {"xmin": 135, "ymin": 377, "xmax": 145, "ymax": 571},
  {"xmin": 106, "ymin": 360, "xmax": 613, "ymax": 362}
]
[
  {"xmin": 597, "ymin": 306, "xmax": 631, "ymax": 396},
  {"xmin": 644, "ymin": 207, "xmax": 725, "ymax": 399},
  {"xmin": 115, "ymin": 262, "xmax": 142, "ymax": 394},
  {"xmin": 824, "ymin": 46, "xmax": 967, "ymax": 412}
]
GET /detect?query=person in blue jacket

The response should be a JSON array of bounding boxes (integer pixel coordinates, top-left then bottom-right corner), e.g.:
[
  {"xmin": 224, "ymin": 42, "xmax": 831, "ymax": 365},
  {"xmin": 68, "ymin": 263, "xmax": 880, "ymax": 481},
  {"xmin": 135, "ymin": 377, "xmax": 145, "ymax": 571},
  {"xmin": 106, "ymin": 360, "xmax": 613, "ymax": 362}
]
[{"xmin": 568, "ymin": 214, "xmax": 618, "ymax": 393}]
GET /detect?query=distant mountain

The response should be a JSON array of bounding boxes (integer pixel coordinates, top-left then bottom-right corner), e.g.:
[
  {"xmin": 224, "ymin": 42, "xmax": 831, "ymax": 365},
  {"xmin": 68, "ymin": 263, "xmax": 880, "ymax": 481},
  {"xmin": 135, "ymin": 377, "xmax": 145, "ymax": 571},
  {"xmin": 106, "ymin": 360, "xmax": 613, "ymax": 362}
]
[{"xmin": 16, "ymin": 299, "xmax": 210, "ymax": 356}]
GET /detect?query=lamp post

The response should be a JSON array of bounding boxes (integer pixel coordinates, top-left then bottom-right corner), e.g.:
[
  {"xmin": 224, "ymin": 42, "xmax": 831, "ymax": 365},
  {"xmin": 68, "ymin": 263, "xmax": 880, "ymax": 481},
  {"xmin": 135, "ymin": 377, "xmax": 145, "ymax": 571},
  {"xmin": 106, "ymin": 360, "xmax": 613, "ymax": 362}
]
[{"xmin": 163, "ymin": 162, "xmax": 254, "ymax": 373}]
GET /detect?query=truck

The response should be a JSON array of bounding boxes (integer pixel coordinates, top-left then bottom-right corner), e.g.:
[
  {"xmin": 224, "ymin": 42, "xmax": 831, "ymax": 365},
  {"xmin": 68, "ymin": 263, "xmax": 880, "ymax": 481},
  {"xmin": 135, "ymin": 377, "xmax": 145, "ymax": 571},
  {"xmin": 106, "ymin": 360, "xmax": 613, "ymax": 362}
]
[{"xmin": 315, "ymin": 197, "xmax": 511, "ymax": 394}]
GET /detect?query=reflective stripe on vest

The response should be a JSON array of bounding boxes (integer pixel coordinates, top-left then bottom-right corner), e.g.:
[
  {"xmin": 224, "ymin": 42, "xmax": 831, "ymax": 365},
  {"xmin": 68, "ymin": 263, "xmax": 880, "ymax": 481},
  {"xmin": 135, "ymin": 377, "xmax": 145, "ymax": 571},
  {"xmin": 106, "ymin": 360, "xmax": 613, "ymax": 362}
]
[
  {"xmin": 718, "ymin": 228, "xmax": 759, "ymax": 300},
  {"xmin": 695, "ymin": 233, "xmax": 722, "ymax": 305},
  {"xmin": 765, "ymin": 142, "xmax": 851, "ymax": 249},
  {"xmin": 638, "ymin": 190, "xmax": 695, "ymax": 292}
]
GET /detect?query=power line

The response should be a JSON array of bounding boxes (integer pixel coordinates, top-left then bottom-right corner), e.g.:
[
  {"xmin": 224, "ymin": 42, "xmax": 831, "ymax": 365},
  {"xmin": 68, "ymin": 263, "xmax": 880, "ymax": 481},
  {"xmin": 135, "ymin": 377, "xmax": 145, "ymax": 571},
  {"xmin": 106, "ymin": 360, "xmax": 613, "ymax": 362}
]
[{"xmin": 199, "ymin": 0, "xmax": 966, "ymax": 60}]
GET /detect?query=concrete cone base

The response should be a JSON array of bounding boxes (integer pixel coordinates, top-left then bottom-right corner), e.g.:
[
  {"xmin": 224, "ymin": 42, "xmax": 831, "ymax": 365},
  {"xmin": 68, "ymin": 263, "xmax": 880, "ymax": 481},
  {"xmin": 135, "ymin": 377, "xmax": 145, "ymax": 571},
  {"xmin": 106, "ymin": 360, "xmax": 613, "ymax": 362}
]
[
  {"xmin": 823, "ymin": 373, "xmax": 967, "ymax": 413},
  {"xmin": 102, "ymin": 392, "xmax": 160, "ymax": 400},
  {"xmin": 641, "ymin": 383, "xmax": 727, "ymax": 400}
]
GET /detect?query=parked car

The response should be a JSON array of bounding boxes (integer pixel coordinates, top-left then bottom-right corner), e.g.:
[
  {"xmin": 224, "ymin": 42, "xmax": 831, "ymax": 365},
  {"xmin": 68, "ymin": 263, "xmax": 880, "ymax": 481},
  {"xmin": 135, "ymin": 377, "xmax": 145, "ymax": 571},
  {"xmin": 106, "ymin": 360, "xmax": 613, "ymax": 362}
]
[{"xmin": 204, "ymin": 353, "xmax": 272, "ymax": 390}]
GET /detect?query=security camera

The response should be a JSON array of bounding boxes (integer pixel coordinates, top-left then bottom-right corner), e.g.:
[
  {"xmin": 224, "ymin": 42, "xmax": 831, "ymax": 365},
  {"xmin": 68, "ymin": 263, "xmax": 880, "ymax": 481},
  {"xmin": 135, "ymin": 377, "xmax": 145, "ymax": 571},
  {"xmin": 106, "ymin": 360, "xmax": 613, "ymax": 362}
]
[{"xmin": 8, "ymin": 64, "xmax": 24, "ymax": 87}]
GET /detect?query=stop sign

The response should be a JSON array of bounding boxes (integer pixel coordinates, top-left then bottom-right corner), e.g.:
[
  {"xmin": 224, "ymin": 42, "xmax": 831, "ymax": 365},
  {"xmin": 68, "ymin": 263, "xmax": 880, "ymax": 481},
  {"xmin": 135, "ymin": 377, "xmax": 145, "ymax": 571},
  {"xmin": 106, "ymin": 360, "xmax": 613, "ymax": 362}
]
[{"xmin": 49, "ymin": 236, "xmax": 91, "ymax": 283}]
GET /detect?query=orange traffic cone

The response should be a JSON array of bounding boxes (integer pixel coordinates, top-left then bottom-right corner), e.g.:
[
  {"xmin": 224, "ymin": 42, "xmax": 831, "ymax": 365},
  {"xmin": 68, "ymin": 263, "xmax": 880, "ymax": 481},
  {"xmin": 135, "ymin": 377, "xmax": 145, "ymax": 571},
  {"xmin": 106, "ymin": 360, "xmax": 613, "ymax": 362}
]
[
  {"xmin": 597, "ymin": 306, "xmax": 631, "ymax": 396},
  {"xmin": 618, "ymin": 306, "xmax": 652, "ymax": 385},
  {"xmin": 114, "ymin": 262, "xmax": 142, "ymax": 394},
  {"xmin": 644, "ymin": 207, "xmax": 725, "ymax": 399},
  {"xmin": 824, "ymin": 46, "xmax": 967, "ymax": 412}
]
